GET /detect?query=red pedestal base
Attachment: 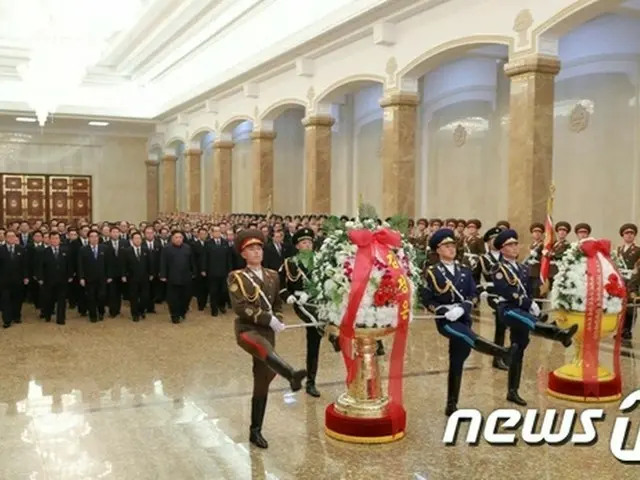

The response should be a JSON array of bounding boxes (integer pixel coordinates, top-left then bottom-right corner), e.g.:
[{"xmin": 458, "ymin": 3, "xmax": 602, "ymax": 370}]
[
  {"xmin": 324, "ymin": 402, "xmax": 406, "ymax": 444},
  {"xmin": 547, "ymin": 371, "xmax": 622, "ymax": 403}
]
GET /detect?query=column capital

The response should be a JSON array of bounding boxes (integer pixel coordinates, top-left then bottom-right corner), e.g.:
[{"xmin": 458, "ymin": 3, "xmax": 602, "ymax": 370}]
[
  {"xmin": 145, "ymin": 159, "xmax": 159, "ymax": 167},
  {"xmin": 379, "ymin": 92, "xmax": 419, "ymax": 108},
  {"xmin": 185, "ymin": 148, "xmax": 202, "ymax": 156},
  {"xmin": 302, "ymin": 114, "xmax": 335, "ymax": 128},
  {"xmin": 250, "ymin": 130, "xmax": 277, "ymax": 140},
  {"xmin": 504, "ymin": 54, "xmax": 561, "ymax": 77},
  {"xmin": 213, "ymin": 140, "xmax": 235, "ymax": 149},
  {"xmin": 162, "ymin": 154, "xmax": 177, "ymax": 162}
]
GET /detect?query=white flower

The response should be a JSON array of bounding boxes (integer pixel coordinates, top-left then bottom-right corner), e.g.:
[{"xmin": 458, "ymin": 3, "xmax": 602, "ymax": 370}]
[{"xmin": 345, "ymin": 221, "xmax": 355, "ymax": 229}]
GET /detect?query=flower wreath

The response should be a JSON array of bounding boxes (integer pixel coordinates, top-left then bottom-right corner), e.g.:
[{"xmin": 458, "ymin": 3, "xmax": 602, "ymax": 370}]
[
  {"xmin": 550, "ymin": 240, "xmax": 626, "ymax": 313},
  {"xmin": 307, "ymin": 217, "xmax": 423, "ymax": 328}
]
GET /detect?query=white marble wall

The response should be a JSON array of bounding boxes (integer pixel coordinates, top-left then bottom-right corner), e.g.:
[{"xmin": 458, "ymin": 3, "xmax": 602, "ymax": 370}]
[
  {"xmin": 201, "ymin": 133, "xmax": 214, "ymax": 213},
  {"xmin": 0, "ymin": 130, "xmax": 147, "ymax": 222},
  {"xmin": 273, "ymin": 109, "xmax": 305, "ymax": 213},
  {"xmin": 553, "ymin": 15, "xmax": 640, "ymax": 240},
  {"xmin": 175, "ymin": 144, "xmax": 186, "ymax": 212},
  {"xmin": 231, "ymin": 121, "xmax": 253, "ymax": 212},
  {"xmin": 422, "ymin": 53, "xmax": 509, "ymax": 225}
]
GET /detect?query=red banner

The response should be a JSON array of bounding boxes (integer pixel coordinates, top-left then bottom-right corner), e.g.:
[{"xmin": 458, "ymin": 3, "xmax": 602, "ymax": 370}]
[
  {"xmin": 580, "ymin": 239, "xmax": 625, "ymax": 397},
  {"xmin": 339, "ymin": 228, "xmax": 411, "ymax": 429},
  {"xmin": 540, "ymin": 213, "xmax": 554, "ymax": 284}
]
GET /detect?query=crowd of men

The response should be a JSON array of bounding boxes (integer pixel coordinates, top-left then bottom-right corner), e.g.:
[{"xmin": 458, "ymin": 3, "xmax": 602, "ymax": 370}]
[{"xmin": 0, "ymin": 213, "xmax": 638, "ymax": 340}]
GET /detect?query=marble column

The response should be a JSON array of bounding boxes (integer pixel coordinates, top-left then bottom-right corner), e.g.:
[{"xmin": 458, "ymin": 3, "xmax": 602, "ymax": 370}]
[
  {"xmin": 145, "ymin": 159, "xmax": 159, "ymax": 220},
  {"xmin": 185, "ymin": 148, "xmax": 202, "ymax": 212},
  {"xmin": 380, "ymin": 92, "xmax": 419, "ymax": 217},
  {"xmin": 251, "ymin": 130, "xmax": 276, "ymax": 213},
  {"xmin": 213, "ymin": 139, "xmax": 234, "ymax": 213},
  {"xmin": 303, "ymin": 115, "xmax": 334, "ymax": 213},
  {"xmin": 504, "ymin": 54, "xmax": 560, "ymax": 237},
  {"xmin": 161, "ymin": 154, "xmax": 177, "ymax": 213}
]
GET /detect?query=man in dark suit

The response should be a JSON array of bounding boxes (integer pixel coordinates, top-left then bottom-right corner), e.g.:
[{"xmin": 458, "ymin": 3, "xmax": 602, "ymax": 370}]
[
  {"xmin": 27, "ymin": 230, "xmax": 46, "ymax": 312},
  {"xmin": 121, "ymin": 232, "xmax": 151, "ymax": 322},
  {"xmin": 192, "ymin": 228, "xmax": 209, "ymax": 311},
  {"xmin": 77, "ymin": 229, "xmax": 111, "ymax": 322},
  {"xmin": 159, "ymin": 231, "xmax": 196, "ymax": 324},
  {"xmin": 201, "ymin": 225, "xmax": 232, "ymax": 316},
  {"xmin": 36, "ymin": 232, "xmax": 73, "ymax": 325},
  {"xmin": 104, "ymin": 226, "xmax": 128, "ymax": 317},
  {"xmin": 18, "ymin": 222, "xmax": 31, "ymax": 247},
  {"xmin": 263, "ymin": 229, "xmax": 289, "ymax": 271},
  {"xmin": 227, "ymin": 228, "xmax": 245, "ymax": 270},
  {"xmin": 0, "ymin": 231, "xmax": 29, "ymax": 328},
  {"xmin": 142, "ymin": 226, "xmax": 161, "ymax": 314}
]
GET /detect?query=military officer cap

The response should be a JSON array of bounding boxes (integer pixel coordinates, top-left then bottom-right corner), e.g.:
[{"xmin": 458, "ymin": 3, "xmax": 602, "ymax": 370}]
[
  {"xmin": 494, "ymin": 229, "xmax": 519, "ymax": 250},
  {"xmin": 429, "ymin": 228, "xmax": 457, "ymax": 251},
  {"xmin": 620, "ymin": 223, "xmax": 638, "ymax": 236},
  {"xmin": 483, "ymin": 226, "xmax": 502, "ymax": 243},
  {"xmin": 456, "ymin": 219, "xmax": 467, "ymax": 227},
  {"xmin": 445, "ymin": 218, "xmax": 457, "ymax": 227},
  {"xmin": 496, "ymin": 220, "xmax": 511, "ymax": 230},
  {"xmin": 467, "ymin": 218, "xmax": 482, "ymax": 229},
  {"xmin": 292, "ymin": 227, "xmax": 314, "ymax": 245},
  {"xmin": 555, "ymin": 221, "xmax": 571, "ymax": 233},
  {"xmin": 574, "ymin": 223, "xmax": 591, "ymax": 235},
  {"xmin": 530, "ymin": 222, "xmax": 544, "ymax": 233},
  {"xmin": 417, "ymin": 218, "xmax": 428, "ymax": 226},
  {"xmin": 236, "ymin": 229, "xmax": 265, "ymax": 253},
  {"xmin": 430, "ymin": 218, "xmax": 443, "ymax": 227},
  {"xmin": 340, "ymin": 215, "xmax": 349, "ymax": 222}
]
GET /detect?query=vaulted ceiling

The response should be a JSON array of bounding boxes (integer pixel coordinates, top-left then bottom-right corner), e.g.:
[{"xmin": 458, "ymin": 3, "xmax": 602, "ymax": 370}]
[{"xmin": 0, "ymin": 0, "xmax": 391, "ymax": 121}]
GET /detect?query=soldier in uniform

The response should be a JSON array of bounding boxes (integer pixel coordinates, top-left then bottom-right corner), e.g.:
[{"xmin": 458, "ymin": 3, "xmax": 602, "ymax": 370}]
[
  {"xmin": 525, "ymin": 222, "xmax": 545, "ymax": 303},
  {"xmin": 549, "ymin": 221, "xmax": 571, "ymax": 284},
  {"xmin": 574, "ymin": 223, "xmax": 591, "ymax": 240},
  {"xmin": 446, "ymin": 218, "xmax": 465, "ymax": 263},
  {"xmin": 491, "ymin": 229, "xmax": 578, "ymax": 406},
  {"xmin": 411, "ymin": 218, "xmax": 429, "ymax": 251},
  {"xmin": 464, "ymin": 218, "xmax": 485, "ymax": 283},
  {"xmin": 227, "ymin": 230, "xmax": 307, "ymax": 449},
  {"xmin": 617, "ymin": 223, "xmax": 640, "ymax": 339},
  {"xmin": 496, "ymin": 220, "xmax": 511, "ymax": 230},
  {"xmin": 476, "ymin": 226, "xmax": 508, "ymax": 370},
  {"xmin": 279, "ymin": 228, "xmax": 333, "ymax": 398},
  {"xmin": 422, "ymin": 229, "xmax": 516, "ymax": 416}
]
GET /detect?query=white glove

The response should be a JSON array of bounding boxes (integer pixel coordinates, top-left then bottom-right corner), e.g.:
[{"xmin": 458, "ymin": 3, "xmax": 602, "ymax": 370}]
[
  {"xmin": 530, "ymin": 302, "xmax": 541, "ymax": 317},
  {"xmin": 286, "ymin": 295, "xmax": 296, "ymax": 305},
  {"xmin": 444, "ymin": 306, "xmax": 464, "ymax": 322},
  {"xmin": 294, "ymin": 291, "xmax": 309, "ymax": 304},
  {"xmin": 480, "ymin": 291, "xmax": 489, "ymax": 302},
  {"xmin": 269, "ymin": 316, "xmax": 286, "ymax": 333}
]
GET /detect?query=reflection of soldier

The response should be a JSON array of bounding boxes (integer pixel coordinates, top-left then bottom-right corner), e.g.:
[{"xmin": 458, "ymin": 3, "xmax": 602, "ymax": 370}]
[{"xmin": 228, "ymin": 230, "xmax": 306, "ymax": 449}]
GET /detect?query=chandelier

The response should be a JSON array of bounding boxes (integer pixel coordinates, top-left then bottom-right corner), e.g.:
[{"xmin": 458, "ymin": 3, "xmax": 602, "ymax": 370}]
[{"xmin": 10, "ymin": 0, "xmax": 145, "ymax": 126}]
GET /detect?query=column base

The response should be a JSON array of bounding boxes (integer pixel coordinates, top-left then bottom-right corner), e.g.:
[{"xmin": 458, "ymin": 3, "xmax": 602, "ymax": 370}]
[{"xmin": 547, "ymin": 371, "xmax": 621, "ymax": 403}]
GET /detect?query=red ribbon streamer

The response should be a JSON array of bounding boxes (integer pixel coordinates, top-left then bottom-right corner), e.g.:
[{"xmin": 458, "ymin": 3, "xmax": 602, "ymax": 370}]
[
  {"xmin": 338, "ymin": 228, "xmax": 410, "ymax": 431},
  {"xmin": 580, "ymin": 239, "xmax": 624, "ymax": 398}
]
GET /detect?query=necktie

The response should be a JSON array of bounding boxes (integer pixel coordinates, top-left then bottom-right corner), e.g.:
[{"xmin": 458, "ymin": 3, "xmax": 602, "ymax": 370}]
[
  {"xmin": 9, "ymin": 246, "xmax": 14, "ymax": 256},
  {"xmin": 216, "ymin": 239, "xmax": 220, "ymax": 246},
  {"xmin": 93, "ymin": 247, "xmax": 97, "ymax": 259},
  {"xmin": 54, "ymin": 247, "xmax": 58, "ymax": 258},
  {"xmin": 136, "ymin": 247, "xmax": 140, "ymax": 259},
  {"xmin": 113, "ymin": 242, "xmax": 118, "ymax": 256}
]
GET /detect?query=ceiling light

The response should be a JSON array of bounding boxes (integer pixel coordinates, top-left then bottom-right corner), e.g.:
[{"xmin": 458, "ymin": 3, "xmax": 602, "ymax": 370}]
[
  {"xmin": 88, "ymin": 121, "xmax": 109, "ymax": 127},
  {"xmin": 16, "ymin": 117, "xmax": 37, "ymax": 123}
]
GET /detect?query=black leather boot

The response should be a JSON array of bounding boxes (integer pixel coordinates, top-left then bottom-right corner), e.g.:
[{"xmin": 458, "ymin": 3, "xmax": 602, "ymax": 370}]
[
  {"xmin": 532, "ymin": 322, "xmax": 578, "ymax": 347},
  {"xmin": 474, "ymin": 338, "xmax": 517, "ymax": 367},
  {"xmin": 376, "ymin": 340, "xmax": 385, "ymax": 356},
  {"xmin": 306, "ymin": 341, "xmax": 321, "ymax": 398},
  {"xmin": 265, "ymin": 352, "xmax": 307, "ymax": 392},
  {"xmin": 623, "ymin": 308, "xmax": 634, "ymax": 339},
  {"xmin": 492, "ymin": 316, "xmax": 509, "ymax": 370},
  {"xmin": 249, "ymin": 396, "xmax": 269, "ymax": 448},
  {"xmin": 445, "ymin": 369, "xmax": 462, "ymax": 416},
  {"xmin": 506, "ymin": 354, "xmax": 527, "ymax": 406},
  {"xmin": 306, "ymin": 380, "xmax": 320, "ymax": 397}
]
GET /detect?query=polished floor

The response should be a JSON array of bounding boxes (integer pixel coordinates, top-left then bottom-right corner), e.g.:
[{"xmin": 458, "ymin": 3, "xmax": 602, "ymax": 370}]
[{"xmin": 1, "ymin": 301, "xmax": 639, "ymax": 480}]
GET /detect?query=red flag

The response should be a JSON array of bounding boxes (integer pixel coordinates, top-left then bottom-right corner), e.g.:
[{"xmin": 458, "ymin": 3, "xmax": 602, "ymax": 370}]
[{"xmin": 539, "ymin": 186, "xmax": 556, "ymax": 285}]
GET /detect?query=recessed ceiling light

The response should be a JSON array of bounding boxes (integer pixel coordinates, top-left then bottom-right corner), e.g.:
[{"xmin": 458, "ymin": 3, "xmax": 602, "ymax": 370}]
[
  {"xmin": 88, "ymin": 121, "xmax": 109, "ymax": 127},
  {"xmin": 16, "ymin": 117, "xmax": 37, "ymax": 123}
]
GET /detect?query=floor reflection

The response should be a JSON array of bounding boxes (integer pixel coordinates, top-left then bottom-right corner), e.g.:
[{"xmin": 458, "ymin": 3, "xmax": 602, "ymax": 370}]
[{"xmin": 0, "ymin": 303, "xmax": 638, "ymax": 479}]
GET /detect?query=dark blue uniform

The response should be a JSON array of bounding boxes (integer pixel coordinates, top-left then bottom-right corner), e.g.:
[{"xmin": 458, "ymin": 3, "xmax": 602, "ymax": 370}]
[
  {"xmin": 491, "ymin": 228, "xmax": 577, "ymax": 406},
  {"xmin": 421, "ymin": 228, "xmax": 513, "ymax": 416}
]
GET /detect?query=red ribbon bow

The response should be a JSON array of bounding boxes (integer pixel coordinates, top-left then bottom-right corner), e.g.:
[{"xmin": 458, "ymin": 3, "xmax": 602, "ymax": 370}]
[
  {"xmin": 580, "ymin": 239, "xmax": 611, "ymax": 257},
  {"xmin": 338, "ymin": 228, "xmax": 410, "ymax": 433}
]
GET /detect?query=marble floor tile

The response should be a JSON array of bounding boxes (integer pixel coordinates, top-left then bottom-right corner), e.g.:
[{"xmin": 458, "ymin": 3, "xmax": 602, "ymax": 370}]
[{"xmin": 0, "ymin": 302, "xmax": 639, "ymax": 479}]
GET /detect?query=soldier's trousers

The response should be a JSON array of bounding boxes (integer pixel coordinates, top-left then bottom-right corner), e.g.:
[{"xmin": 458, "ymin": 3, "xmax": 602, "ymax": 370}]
[
  {"xmin": 293, "ymin": 304, "xmax": 321, "ymax": 382},
  {"xmin": 236, "ymin": 323, "xmax": 276, "ymax": 397},
  {"xmin": 435, "ymin": 316, "xmax": 477, "ymax": 372},
  {"xmin": 499, "ymin": 306, "xmax": 534, "ymax": 350}
]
